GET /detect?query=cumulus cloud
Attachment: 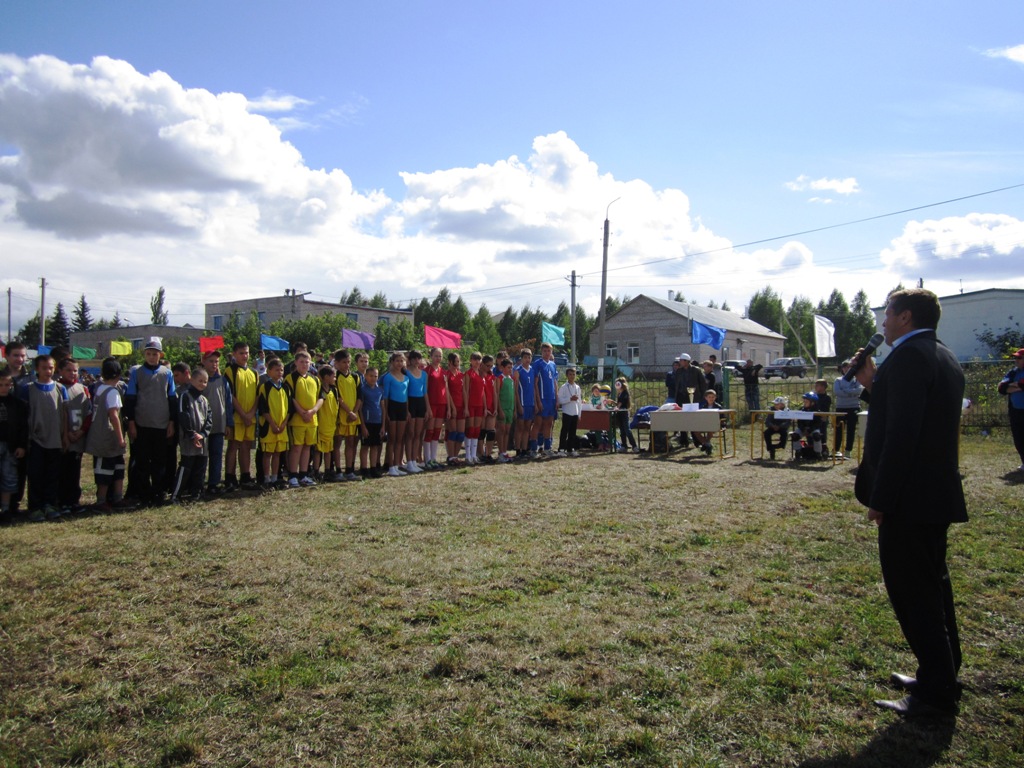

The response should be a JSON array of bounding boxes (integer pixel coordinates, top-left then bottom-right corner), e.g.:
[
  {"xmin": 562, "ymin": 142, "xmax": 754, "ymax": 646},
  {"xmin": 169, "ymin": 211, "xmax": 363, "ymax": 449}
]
[
  {"xmin": 785, "ymin": 174, "xmax": 861, "ymax": 196},
  {"xmin": 984, "ymin": 44, "xmax": 1024, "ymax": 64},
  {"xmin": 880, "ymin": 213, "xmax": 1024, "ymax": 280}
]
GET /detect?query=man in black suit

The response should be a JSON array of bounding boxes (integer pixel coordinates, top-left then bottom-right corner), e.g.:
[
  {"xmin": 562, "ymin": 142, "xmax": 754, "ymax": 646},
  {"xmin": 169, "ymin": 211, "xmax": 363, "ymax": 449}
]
[{"xmin": 853, "ymin": 288, "xmax": 967, "ymax": 719}]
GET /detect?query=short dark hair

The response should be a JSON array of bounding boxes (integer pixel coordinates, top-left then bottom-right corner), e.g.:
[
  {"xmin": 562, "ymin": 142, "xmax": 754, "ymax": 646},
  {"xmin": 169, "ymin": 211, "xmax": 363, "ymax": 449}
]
[
  {"xmin": 232, "ymin": 341, "xmax": 249, "ymax": 352},
  {"xmin": 887, "ymin": 288, "xmax": 941, "ymax": 330},
  {"xmin": 101, "ymin": 357, "xmax": 122, "ymax": 380}
]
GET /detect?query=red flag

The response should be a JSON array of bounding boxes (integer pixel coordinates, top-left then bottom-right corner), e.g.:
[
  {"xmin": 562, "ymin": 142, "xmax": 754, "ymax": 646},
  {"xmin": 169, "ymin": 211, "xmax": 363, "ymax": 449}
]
[
  {"xmin": 199, "ymin": 336, "xmax": 224, "ymax": 355},
  {"xmin": 424, "ymin": 325, "xmax": 461, "ymax": 349}
]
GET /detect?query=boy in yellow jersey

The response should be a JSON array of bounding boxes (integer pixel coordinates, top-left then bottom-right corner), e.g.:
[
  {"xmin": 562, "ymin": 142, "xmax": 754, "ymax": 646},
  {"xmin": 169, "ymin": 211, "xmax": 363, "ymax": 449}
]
[
  {"xmin": 224, "ymin": 342, "xmax": 258, "ymax": 490},
  {"xmin": 316, "ymin": 365, "xmax": 343, "ymax": 481},
  {"xmin": 257, "ymin": 358, "xmax": 290, "ymax": 491},
  {"xmin": 285, "ymin": 351, "xmax": 323, "ymax": 488},
  {"xmin": 332, "ymin": 349, "xmax": 363, "ymax": 481}
]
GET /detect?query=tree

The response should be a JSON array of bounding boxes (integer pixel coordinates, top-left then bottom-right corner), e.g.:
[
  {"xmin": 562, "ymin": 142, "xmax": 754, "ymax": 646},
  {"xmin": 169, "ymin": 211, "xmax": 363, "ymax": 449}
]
[
  {"xmin": 16, "ymin": 313, "xmax": 46, "ymax": 347},
  {"xmin": 849, "ymin": 290, "xmax": 878, "ymax": 355},
  {"xmin": 746, "ymin": 286, "xmax": 783, "ymax": 332},
  {"xmin": 413, "ymin": 297, "xmax": 434, "ymax": 327},
  {"xmin": 721, "ymin": 300, "xmax": 731, "ymax": 312},
  {"xmin": 341, "ymin": 287, "xmax": 365, "ymax": 306},
  {"xmin": 784, "ymin": 296, "xmax": 815, "ymax": 357},
  {"xmin": 707, "ymin": 299, "xmax": 718, "ymax": 309},
  {"xmin": 496, "ymin": 306, "xmax": 518, "ymax": 347},
  {"xmin": 268, "ymin": 312, "xmax": 357, "ymax": 355},
  {"xmin": 49, "ymin": 303, "xmax": 72, "ymax": 349},
  {"xmin": 150, "ymin": 286, "xmax": 169, "ymax": 325},
  {"xmin": 72, "ymin": 294, "xmax": 93, "ymax": 332},
  {"xmin": 815, "ymin": 289, "xmax": 851, "ymax": 360},
  {"xmin": 373, "ymin": 318, "xmax": 419, "ymax": 352},
  {"xmin": 368, "ymin": 290, "xmax": 390, "ymax": 309},
  {"xmin": 671, "ymin": 292, "xmax": 686, "ymax": 302},
  {"xmin": 976, "ymin": 322, "xmax": 1023, "ymax": 359},
  {"xmin": 465, "ymin": 306, "xmax": 501, "ymax": 353},
  {"xmin": 221, "ymin": 311, "xmax": 264, "ymax": 354}
]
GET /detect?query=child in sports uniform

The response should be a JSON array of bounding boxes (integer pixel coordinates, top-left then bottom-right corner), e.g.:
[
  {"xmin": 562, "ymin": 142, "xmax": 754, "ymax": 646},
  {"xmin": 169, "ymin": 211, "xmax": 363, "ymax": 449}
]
[
  {"xmin": 405, "ymin": 350, "xmax": 428, "ymax": 471},
  {"xmin": 463, "ymin": 352, "xmax": 486, "ymax": 465},
  {"xmin": 258, "ymin": 358, "xmax": 290, "ymax": 490},
  {"xmin": 359, "ymin": 367, "xmax": 384, "ymax": 478},
  {"xmin": 382, "ymin": 352, "xmax": 417, "ymax": 476},
  {"xmin": 201, "ymin": 349, "xmax": 232, "ymax": 495},
  {"xmin": 285, "ymin": 351, "xmax": 323, "ymax": 487},
  {"xmin": 124, "ymin": 338, "xmax": 175, "ymax": 506},
  {"xmin": 513, "ymin": 349, "xmax": 536, "ymax": 458},
  {"xmin": 21, "ymin": 354, "xmax": 68, "ymax": 521},
  {"xmin": 172, "ymin": 368, "xmax": 212, "ymax": 503},
  {"xmin": 224, "ymin": 342, "xmax": 258, "ymax": 490},
  {"xmin": 444, "ymin": 353, "xmax": 465, "ymax": 465},
  {"xmin": 532, "ymin": 342, "xmax": 559, "ymax": 455},
  {"xmin": 316, "ymin": 365, "xmax": 343, "ymax": 481},
  {"xmin": 58, "ymin": 357, "xmax": 91, "ymax": 513},
  {"xmin": 332, "ymin": 349, "xmax": 363, "ymax": 480},
  {"xmin": 495, "ymin": 358, "xmax": 516, "ymax": 463},
  {"xmin": 84, "ymin": 358, "xmax": 128, "ymax": 511},
  {"xmin": 480, "ymin": 354, "xmax": 497, "ymax": 463},
  {"xmin": 424, "ymin": 347, "xmax": 448, "ymax": 468}
]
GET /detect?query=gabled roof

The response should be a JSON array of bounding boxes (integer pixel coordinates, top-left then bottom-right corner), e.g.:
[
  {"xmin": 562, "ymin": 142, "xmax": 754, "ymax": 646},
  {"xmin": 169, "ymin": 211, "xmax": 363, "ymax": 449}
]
[{"xmin": 609, "ymin": 295, "xmax": 786, "ymax": 340}]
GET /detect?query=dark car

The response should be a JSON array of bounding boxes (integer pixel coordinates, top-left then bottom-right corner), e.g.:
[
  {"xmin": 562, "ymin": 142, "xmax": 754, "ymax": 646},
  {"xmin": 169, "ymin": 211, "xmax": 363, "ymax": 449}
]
[
  {"xmin": 721, "ymin": 359, "xmax": 746, "ymax": 374},
  {"xmin": 762, "ymin": 357, "xmax": 808, "ymax": 380}
]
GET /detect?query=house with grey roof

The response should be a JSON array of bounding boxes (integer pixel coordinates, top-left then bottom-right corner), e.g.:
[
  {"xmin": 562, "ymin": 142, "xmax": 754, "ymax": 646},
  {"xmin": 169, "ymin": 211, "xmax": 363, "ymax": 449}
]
[{"xmin": 588, "ymin": 295, "xmax": 786, "ymax": 376}]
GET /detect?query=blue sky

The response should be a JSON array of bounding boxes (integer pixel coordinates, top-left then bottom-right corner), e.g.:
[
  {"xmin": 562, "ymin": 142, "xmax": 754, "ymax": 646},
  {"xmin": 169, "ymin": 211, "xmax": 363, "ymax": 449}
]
[{"xmin": 1, "ymin": 1, "xmax": 1022, "ymax": 336}]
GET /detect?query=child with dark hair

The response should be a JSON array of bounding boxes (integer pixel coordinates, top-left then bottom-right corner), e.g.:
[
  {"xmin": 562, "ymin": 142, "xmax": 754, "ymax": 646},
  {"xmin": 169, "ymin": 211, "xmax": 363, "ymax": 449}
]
[
  {"xmin": 58, "ymin": 357, "xmax": 91, "ymax": 513},
  {"xmin": 85, "ymin": 358, "xmax": 128, "ymax": 511},
  {"xmin": 0, "ymin": 365, "xmax": 28, "ymax": 521},
  {"xmin": 172, "ymin": 368, "xmax": 212, "ymax": 503},
  {"xmin": 20, "ymin": 355, "xmax": 68, "ymax": 521}
]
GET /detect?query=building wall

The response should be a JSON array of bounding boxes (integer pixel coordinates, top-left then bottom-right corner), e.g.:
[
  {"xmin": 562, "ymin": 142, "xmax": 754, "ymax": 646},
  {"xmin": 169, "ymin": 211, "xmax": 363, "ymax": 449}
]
[
  {"xmin": 873, "ymin": 289, "xmax": 1024, "ymax": 361},
  {"xmin": 70, "ymin": 325, "xmax": 207, "ymax": 358},
  {"xmin": 205, "ymin": 295, "xmax": 413, "ymax": 333},
  {"xmin": 592, "ymin": 299, "xmax": 784, "ymax": 371}
]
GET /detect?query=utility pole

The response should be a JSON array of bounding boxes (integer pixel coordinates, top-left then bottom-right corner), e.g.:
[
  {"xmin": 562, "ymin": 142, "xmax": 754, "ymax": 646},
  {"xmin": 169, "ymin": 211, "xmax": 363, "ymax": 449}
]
[
  {"xmin": 39, "ymin": 277, "xmax": 46, "ymax": 348},
  {"xmin": 6, "ymin": 287, "xmax": 11, "ymax": 346},
  {"xmin": 597, "ymin": 197, "xmax": 620, "ymax": 381},
  {"xmin": 565, "ymin": 270, "xmax": 579, "ymax": 365}
]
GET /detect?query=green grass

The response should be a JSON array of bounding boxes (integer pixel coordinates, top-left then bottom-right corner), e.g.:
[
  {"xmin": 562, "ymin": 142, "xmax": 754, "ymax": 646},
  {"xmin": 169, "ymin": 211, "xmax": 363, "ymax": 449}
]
[{"xmin": 1, "ymin": 431, "xmax": 1022, "ymax": 766}]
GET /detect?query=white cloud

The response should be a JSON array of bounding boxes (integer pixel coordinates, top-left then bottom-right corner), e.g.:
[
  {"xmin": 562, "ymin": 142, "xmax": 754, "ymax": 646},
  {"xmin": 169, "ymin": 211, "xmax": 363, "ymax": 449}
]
[
  {"xmin": 880, "ymin": 213, "xmax": 1024, "ymax": 283},
  {"xmin": 785, "ymin": 174, "xmax": 860, "ymax": 196},
  {"xmin": 984, "ymin": 44, "xmax": 1024, "ymax": 65}
]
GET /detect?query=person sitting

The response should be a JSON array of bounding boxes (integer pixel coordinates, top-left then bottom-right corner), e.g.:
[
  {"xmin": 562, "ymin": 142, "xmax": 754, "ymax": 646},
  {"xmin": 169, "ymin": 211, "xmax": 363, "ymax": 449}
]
[
  {"xmin": 790, "ymin": 392, "xmax": 825, "ymax": 459},
  {"xmin": 696, "ymin": 388, "xmax": 725, "ymax": 456},
  {"xmin": 763, "ymin": 396, "xmax": 790, "ymax": 460}
]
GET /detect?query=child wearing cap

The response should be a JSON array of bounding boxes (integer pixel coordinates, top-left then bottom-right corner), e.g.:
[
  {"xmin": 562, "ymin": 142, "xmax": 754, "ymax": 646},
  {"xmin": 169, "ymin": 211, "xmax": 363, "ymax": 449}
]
[
  {"xmin": 790, "ymin": 391, "xmax": 824, "ymax": 459},
  {"xmin": 124, "ymin": 337, "xmax": 176, "ymax": 505}
]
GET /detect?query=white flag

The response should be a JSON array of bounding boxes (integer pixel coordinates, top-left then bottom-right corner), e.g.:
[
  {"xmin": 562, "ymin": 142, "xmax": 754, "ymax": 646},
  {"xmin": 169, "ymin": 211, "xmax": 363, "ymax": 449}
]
[{"xmin": 814, "ymin": 315, "xmax": 836, "ymax": 358}]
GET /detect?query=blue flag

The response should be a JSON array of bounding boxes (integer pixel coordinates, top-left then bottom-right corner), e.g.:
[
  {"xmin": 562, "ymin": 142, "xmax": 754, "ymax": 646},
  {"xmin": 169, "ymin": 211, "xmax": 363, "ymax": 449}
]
[
  {"xmin": 691, "ymin": 320, "xmax": 726, "ymax": 350},
  {"xmin": 260, "ymin": 333, "xmax": 290, "ymax": 352},
  {"xmin": 541, "ymin": 321, "xmax": 565, "ymax": 346}
]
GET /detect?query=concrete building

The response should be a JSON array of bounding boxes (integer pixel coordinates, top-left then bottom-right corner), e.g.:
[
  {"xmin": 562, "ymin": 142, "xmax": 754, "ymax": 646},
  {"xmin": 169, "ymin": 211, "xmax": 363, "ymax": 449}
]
[
  {"xmin": 589, "ymin": 295, "xmax": 785, "ymax": 376},
  {"xmin": 872, "ymin": 288, "xmax": 1024, "ymax": 361},
  {"xmin": 205, "ymin": 291, "xmax": 414, "ymax": 333}
]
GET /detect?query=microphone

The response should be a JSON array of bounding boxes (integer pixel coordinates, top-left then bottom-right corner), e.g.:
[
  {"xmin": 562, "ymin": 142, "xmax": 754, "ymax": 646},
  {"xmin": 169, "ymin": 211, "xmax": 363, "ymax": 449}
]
[{"xmin": 844, "ymin": 333, "xmax": 884, "ymax": 381}]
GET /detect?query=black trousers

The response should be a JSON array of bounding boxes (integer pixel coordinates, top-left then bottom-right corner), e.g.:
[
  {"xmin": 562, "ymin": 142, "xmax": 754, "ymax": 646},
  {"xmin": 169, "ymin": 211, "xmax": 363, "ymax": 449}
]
[
  {"xmin": 558, "ymin": 414, "xmax": 579, "ymax": 451},
  {"xmin": 877, "ymin": 515, "xmax": 962, "ymax": 708},
  {"xmin": 1010, "ymin": 405, "xmax": 1024, "ymax": 464},
  {"xmin": 129, "ymin": 426, "xmax": 168, "ymax": 503},
  {"xmin": 835, "ymin": 407, "xmax": 859, "ymax": 453},
  {"xmin": 172, "ymin": 454, "xmax": 208, "ymax": 499}
]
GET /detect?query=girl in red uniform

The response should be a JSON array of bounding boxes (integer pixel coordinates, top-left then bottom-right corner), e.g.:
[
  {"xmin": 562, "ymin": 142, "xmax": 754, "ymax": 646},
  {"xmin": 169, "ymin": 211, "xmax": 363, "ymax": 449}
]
[{"xmin": 444, "ymin": 353, "xmax": 466, "ymax": 465}]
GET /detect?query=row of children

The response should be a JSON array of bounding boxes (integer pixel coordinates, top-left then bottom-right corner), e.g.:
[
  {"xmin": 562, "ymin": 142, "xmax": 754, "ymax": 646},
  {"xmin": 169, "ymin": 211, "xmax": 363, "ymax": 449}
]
[{"xmin": 0, "ymin": 337, "xmax": 601, "ymax": 520}]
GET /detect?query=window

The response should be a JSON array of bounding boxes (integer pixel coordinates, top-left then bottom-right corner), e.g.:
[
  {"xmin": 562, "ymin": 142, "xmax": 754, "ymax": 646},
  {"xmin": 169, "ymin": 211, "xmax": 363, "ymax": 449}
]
[
  {"xmin": 378, "ymin": 316, "xmax": 390, "ymax": 325},
  {"xmin": 131, "ymin": 338, "xmax": 144, "ymax": 351},
  {"xmin": 626, "ymin": 343, "xmax": 640, "ymax": 364},
  {"xmin": 605, "ymin": 342, "xmax": 618, "ymax": 360},
  {"xmin": 212, "ymin": 315, "xmax": 223, "ymax": 331},
  {"xmin": 346, "ymin": 312, "xmax": 359, "ymax": 324},
  {"xmin": 257, "ymin": 312, "xmax": 267, "ymax": 327}
]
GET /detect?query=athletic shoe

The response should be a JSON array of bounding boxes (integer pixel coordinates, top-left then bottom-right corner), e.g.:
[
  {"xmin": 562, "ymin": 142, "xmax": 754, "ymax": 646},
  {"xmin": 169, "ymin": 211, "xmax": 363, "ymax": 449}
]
[
  {"xmin": 387, "ymin": 466, "xmax": 403, "ymax": 477},
  {"xmin": 299, "ymin": 476, "xmax": 317, "ymax": 487},
  {"xmin": 288, "ymin": 477, "xmax": 300, "ymax": 489},
  {"xmin": 497, "ymin": 454, "xmax": 510, "ymax": 464},
  {"xmin": 44, "ymin": 505, "xmax": 62, "ymax": 520},
  {"xmin": 405, "ymin": 461, "xmax": 423, "ymax": 474},
  {"xmin": 345, "ymin": 472, "xmax": 362, "ymax": 481}
]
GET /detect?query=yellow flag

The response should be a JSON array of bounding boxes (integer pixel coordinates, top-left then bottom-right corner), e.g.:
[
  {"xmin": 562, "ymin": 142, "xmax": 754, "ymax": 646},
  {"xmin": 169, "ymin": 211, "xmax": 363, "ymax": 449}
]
[{"xmin": 109, "ymin": 340, "xmax": 132, "ymax": 356}]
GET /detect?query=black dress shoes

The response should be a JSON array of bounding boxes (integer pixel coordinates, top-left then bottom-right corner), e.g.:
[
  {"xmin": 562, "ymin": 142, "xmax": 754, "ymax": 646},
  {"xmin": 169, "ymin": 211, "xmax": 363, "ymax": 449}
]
[
  {"xmin": 889, "ymin": 672, "xmax": 918, "ymax": 691},
  {"xmin": 874, "ymin": 694, "xmax": 958, "ymax": 719}
]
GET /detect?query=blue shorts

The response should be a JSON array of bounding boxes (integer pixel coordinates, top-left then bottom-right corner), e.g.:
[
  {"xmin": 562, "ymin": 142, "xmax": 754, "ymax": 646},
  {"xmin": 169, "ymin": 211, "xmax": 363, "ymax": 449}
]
[
  {"xmin": 538, "ymin": 399, "xmax": 557, "ymax": 419},
  {"xmin": 519, "ymin": 405, "xmax": 535, "ymax": 421}
]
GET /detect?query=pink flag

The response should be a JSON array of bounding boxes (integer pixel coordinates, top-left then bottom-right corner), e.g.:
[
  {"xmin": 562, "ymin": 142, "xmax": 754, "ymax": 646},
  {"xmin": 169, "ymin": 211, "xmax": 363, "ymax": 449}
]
[{"xmin": 424, "ymin": 324, "xmax": 462, "ymax": 349}]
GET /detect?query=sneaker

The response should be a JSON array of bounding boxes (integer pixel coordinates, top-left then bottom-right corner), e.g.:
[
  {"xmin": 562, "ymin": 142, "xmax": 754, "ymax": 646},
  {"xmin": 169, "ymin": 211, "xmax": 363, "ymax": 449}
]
[
  {"xmin": 569, "ymin": 450, "xmax": 579, "ymax": 457},
  {"xmin": 44, "ymin": 505, "xmax": 62, "ymax": 520},
  {"xmin": 29, "ymin": 508, "xmax": 46, "ymax": 522},
  {"xmin": 288, "ymin": 477, "xmax": 300, "ymax": 489},
  {"xmin": 330, "ymin": 472, "xmax": 347, "ymax": 482},
  {"xmin": 405, "ymin": 461, "xmax": 423, "ymax": 474},
  {"xmin": 497, "ymin": 454, "xmax": 510, "ymax": 464},
  {"xmin": 299, "ymin": 476, "xmax": 317, "ymax": 487},
  {"xmin": 387, "ymin": 466, "xmax": 403, "ymax": 477},
  {"xmin": 345, "ymin": 472, "xmax": 362, "ymax": 481},
  {"xmin": 704, "ymin": 445, "xmax": 713, "ymax": 456}
]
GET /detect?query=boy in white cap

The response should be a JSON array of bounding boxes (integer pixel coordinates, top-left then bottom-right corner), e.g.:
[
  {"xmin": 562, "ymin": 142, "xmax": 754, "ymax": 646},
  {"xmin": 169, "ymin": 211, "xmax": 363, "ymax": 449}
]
[{"xmin": 124, "ymin": 337, "xmax": 176, "ymax": 505}]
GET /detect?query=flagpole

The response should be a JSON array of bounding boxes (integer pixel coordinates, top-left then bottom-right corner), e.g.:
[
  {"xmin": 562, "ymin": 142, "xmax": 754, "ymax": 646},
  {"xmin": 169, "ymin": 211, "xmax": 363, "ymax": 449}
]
[{"xmin": 597, "ymin": 197, "xmax": 620, "ymax": 381}]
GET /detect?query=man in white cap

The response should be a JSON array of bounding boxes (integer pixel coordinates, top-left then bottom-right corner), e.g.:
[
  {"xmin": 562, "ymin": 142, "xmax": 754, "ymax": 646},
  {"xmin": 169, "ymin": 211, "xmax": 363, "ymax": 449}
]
[{"xmin": 672, "ymin": 353, "xmax": 706, "ymax": 449}]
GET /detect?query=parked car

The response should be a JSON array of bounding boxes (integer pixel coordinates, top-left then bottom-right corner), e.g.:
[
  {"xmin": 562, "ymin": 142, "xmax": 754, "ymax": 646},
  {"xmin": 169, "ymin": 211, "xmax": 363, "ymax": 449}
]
[
  {"xmin": 721, "ymin": 359, "xmax": 746, "ymax": 373},
  {"xmin": 762, "ymin": 357, "xmax": 808, "ymax": 379}
]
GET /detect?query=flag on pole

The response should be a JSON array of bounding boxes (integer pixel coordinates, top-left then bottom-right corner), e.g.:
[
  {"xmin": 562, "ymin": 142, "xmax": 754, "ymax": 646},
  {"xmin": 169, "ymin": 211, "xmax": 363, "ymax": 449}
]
[
  {"xmin": 541, "ymin": 321, "xmax": 565, "ymax": 346},
  {"xmin": 814, "ymin": 315, "xmax": 836, "ymax": 358},
  {"xmin": 72, "ymin": 346, "xmax": 97, "ymax": 359},
  {"xmin": 342, "ymin": 328, "xmax": 375, "ymax": 350},
  {"xmin": 691, "ymin": 320, "xmax": 726, "ymax": 350},
  {"xmin": 199, "ymin": 335, "xmax": 224, "ymax": 355},
  {"xmin": 424, "ymin": 325, "xmax": 461, "ymax": 349},
  {"xmin": 260, "ymin": 333, "xmax": 290, "ymax": 352},
  {"xmin": 38, "ymin": 345, "xmax": 52, "ymax": 355},
  {"xmin": 109, "ymin": 340, "xmax": 132, "ymax": 356}
]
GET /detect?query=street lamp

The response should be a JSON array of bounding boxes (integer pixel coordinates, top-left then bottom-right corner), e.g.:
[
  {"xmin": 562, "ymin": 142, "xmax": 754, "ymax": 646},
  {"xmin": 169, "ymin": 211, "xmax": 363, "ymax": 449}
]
[{"xmin": 596, "ymin": 197, "xmax": 620, "ymax": 381}]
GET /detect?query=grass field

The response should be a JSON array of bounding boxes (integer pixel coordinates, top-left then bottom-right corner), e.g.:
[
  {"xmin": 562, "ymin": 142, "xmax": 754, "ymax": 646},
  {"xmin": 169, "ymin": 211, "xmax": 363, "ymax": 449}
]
[{"xmin": 1, "ymin": 429, "xmax": 1022, "ymax": 767}]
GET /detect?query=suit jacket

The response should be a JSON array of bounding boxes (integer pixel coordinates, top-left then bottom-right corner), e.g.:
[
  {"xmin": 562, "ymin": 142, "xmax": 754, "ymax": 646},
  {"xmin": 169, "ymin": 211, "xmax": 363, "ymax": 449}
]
[
  {"xmin": 854, "ymin": 330, "xmax": 967, "ymax": 523},
  {"xmin": 673, "ymin": 365, "xmax": 706, "ymax": 404}
]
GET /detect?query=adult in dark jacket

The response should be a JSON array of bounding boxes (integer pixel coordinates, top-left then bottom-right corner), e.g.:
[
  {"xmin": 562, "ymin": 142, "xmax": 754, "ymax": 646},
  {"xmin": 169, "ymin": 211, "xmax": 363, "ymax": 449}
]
[
  {"xmin": 997, "ymin": 347, "xmax": 1024, "ymax": 471},
  {"xmin": 853, "ymin": 288, "xmax": 967, "ymax": 719},
  {"xmin": 672, "ymin": 354, "xmax": 706, "ymax": 448}
]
